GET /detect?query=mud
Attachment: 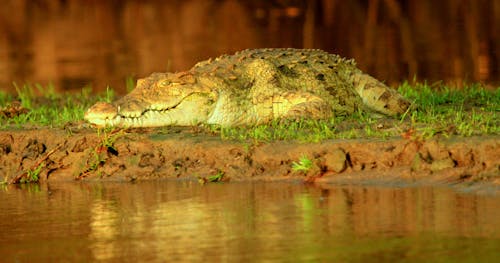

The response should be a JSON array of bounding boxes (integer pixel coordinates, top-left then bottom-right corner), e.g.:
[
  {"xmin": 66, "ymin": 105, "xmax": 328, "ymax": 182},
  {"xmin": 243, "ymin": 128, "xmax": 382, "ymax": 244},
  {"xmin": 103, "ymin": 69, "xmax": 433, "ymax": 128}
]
[{"xmin": 0, "ymin": 127, "xmax": 498, "ymax": 188}]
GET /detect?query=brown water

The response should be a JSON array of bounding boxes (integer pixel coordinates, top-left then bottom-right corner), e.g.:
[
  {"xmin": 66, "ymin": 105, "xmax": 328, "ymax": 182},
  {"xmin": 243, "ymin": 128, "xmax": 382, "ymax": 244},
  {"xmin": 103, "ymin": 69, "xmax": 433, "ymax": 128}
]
[{"xmin": 1, "ymin": 181, "xmax": 500, "ymax": 262}]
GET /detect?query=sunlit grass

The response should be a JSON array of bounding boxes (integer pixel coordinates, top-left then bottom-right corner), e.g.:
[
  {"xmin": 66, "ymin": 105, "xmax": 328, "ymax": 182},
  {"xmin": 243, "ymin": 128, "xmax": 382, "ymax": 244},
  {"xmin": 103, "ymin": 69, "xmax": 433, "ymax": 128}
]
[
  {"xmin": 0, "ymin": 83, "xmax": 113, "ymax": 128},
  {"xmin": 291, "ymin": 156, "xmax": 314, "ymax": 173},
  {"xmin": 0, "ymin": 81, "xmax": 498, "ymax": 142},
  {"xmin": 398, "ymin": 81, "xmax": 499, "ymax": 138}
]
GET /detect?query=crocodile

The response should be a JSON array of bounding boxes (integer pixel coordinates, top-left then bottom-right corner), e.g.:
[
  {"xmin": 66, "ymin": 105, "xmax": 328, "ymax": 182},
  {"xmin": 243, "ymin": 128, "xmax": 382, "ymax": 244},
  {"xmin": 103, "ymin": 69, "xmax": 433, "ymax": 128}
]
[{"xmin": 84, "ymin": 48, "xmax": 411, "ymax": 127}]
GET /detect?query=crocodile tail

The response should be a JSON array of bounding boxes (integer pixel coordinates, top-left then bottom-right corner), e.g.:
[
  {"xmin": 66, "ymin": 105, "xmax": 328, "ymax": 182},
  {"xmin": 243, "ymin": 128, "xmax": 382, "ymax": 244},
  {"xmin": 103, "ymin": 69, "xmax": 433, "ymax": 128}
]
[{"xmin": 351, "ymin": 73, "xmax": 410, "ymax": 116}]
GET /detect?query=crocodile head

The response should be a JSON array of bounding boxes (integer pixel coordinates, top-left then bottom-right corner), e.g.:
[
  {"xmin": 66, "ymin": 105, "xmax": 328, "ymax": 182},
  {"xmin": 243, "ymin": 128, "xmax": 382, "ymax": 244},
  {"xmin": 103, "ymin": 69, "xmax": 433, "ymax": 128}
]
[{"xmin": 84, "ymin": 72, "xmax": 217, "ymax": 127}]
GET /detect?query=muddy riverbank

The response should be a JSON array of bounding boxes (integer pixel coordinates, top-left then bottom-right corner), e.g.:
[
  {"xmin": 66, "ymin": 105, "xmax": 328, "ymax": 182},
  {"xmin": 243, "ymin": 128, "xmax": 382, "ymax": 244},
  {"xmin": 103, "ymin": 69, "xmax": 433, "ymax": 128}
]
[{"xmin": 0, "ymin": 127, "xmax": 498, "ymax": 188}]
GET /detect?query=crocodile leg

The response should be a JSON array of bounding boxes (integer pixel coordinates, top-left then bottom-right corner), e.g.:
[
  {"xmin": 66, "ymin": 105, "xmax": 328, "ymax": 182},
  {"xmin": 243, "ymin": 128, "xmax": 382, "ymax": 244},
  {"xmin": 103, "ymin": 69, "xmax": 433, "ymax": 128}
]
[{"xmin": 351, "ymin": 73, "xmax": 411, "ymax": 116}]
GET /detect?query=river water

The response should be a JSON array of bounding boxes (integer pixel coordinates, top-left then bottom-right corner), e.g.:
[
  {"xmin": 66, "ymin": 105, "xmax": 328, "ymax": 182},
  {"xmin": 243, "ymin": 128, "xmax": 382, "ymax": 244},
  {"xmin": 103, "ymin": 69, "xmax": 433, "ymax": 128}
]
[{"xmin": 1, "ymin": 181, "xmax": 499, "ymax": 262}]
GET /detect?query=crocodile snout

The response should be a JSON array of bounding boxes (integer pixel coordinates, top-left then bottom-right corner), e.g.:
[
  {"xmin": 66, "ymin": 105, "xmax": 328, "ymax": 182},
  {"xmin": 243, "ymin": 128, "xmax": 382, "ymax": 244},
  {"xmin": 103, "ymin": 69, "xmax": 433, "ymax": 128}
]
[
  {"xmin": 115, "ymin": 99, "xmax": 149, "ymax": 118},
  {"xmin": 84, "ymin": 101, "xmax": 118, "ymax": 123}
]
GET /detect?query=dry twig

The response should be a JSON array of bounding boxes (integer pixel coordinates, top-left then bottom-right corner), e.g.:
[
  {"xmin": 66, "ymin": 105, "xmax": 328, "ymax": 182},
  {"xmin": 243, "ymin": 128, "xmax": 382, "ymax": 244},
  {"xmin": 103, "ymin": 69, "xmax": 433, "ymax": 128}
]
[{"xmin": 10, "ymin": 144, "xmax": 63, "ymax": 184}]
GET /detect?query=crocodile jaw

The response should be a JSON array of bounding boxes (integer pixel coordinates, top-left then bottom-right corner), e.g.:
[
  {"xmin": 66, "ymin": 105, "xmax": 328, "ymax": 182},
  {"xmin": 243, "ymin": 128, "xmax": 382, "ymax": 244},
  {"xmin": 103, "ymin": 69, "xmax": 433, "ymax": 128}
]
[
  {"xmin": 84, "ymin": 95, "xmax": 215, "ymax": 127},
  {"xmin": 85, "ymin": 106, "xmax": 200, "ymax": 127}
]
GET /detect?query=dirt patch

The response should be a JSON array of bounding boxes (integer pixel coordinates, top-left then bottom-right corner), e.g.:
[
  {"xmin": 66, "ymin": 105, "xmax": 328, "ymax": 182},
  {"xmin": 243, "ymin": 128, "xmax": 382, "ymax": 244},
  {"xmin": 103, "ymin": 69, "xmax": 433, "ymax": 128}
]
[{"xmin": 0, "ymin": 127, "xmax": 498, "ymax": 187}]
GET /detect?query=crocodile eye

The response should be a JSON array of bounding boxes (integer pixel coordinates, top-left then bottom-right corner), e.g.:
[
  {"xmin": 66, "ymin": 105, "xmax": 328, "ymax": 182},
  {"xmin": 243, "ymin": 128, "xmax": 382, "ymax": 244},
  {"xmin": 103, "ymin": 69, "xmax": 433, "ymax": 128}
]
[{"xmin": 159, "ymin": 80, "xmax": 171, "ymax": 87}]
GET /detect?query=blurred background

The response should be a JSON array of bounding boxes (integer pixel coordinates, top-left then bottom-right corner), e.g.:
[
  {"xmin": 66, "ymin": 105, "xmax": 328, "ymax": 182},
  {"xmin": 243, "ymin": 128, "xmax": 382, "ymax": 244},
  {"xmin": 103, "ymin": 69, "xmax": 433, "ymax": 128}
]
[{"xmin": 0, "ymin": 0, "xmax": 498, "ymax": 94}]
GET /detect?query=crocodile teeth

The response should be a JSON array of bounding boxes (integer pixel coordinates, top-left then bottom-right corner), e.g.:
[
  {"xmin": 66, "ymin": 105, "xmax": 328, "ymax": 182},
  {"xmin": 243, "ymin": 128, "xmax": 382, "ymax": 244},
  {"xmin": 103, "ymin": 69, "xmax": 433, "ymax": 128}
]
[
  {"xmin": 122, "ymin": 116, "xmax": 143, "ymax": 127},
  {"xmin": 114, "ymin": 116, "xmax": 122, "ymax": 123},
  {"xmin": 150, "ymin": 105, "xmax": 164, "ymax": 111},
  {"xmin": 121, "ymin": 112, "xmax": 140, "ymax": 118}
]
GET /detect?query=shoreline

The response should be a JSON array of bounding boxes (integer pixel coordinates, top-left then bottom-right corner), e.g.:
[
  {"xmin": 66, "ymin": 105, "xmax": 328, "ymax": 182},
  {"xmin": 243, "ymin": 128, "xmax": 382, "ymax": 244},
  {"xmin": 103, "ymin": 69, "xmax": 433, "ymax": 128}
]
[{"xmin": 1, "ymin": 127, "xmax": 498, "ymax": 191}]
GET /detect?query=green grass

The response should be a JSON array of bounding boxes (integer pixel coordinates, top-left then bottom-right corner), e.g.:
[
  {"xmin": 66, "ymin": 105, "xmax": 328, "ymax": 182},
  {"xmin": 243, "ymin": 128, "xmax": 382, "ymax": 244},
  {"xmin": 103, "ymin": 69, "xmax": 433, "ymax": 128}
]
[
  {"xmin": 0, "ymin": 83, "xmax": 112, "ymax": 128},
  {"xmin": 23, "ymin": 161, "xmax": 45, "ymax": 183},
  {"xmin": 292, "ymin": 156, "xmax": 314, "ymax": 173},
  {"xmin": 398, "ymin": 81, "xmax": 499, "ymax": 138},
  {"xmin": 197, "ymin": 169, "xmax": 226, "ymax": 184},
  {"xmin": 0, "ymin": 81, "xmax": 498, "ymax": 141}
]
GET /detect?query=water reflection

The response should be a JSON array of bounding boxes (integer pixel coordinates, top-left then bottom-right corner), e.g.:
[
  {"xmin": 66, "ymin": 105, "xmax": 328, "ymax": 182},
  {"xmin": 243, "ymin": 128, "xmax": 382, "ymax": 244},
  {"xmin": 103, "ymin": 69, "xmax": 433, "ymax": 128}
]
[{"xmin": 0, "ymin": 182, "xmax": 499, "ymax": 261}]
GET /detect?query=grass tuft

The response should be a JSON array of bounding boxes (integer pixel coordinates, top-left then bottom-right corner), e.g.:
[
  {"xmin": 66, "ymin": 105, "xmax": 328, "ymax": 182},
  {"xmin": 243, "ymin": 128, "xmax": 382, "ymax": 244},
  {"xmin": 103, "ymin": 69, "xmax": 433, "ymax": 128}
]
[{"xmin": 292, "ymin": 156, "xmax": 314, "ymax": 172}]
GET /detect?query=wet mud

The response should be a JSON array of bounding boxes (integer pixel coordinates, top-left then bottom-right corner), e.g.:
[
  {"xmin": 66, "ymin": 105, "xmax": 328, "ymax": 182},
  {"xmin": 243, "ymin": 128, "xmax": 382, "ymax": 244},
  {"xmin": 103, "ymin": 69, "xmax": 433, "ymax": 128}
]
[{"xmin": 0, "ymin": 127, "xmax": 498, "ymax": 188}]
